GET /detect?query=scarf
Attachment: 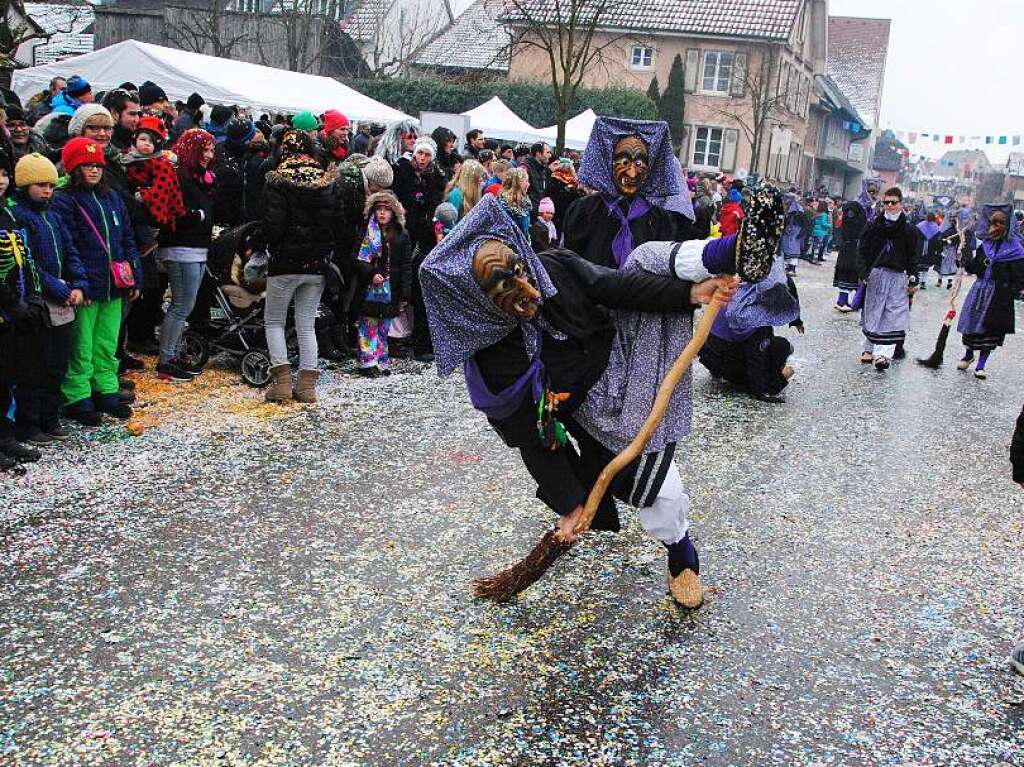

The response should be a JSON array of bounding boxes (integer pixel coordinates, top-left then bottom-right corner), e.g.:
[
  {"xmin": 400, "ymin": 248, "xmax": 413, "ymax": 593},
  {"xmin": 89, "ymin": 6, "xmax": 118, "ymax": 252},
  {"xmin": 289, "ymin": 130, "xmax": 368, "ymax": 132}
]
[
  {"xmin": 358, "ymin": 216, "xmax": 391, "ymax": 304},
  {"xmin": 607, "ymin": 195, "xmax": 652, "ymax": 268}
]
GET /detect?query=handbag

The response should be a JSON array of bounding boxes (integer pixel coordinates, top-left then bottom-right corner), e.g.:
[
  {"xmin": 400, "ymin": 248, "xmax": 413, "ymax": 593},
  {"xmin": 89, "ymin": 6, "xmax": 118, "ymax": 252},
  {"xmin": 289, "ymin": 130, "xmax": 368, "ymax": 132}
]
[
  {"xmin": 44, "ymin": 298, "xmax": 75, "ymax": 327},
  {"xmin": 76, "ymin": 202, "xmax": 136, "ymax": 289}
]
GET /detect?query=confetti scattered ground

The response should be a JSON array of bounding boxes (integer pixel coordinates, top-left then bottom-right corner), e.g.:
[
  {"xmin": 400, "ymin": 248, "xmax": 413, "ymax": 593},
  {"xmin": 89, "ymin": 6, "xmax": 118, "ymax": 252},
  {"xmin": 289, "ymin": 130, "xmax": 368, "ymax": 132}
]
[{"xmin": 2, "ymin": 262, "xmax": 1023, "ymax": 767}]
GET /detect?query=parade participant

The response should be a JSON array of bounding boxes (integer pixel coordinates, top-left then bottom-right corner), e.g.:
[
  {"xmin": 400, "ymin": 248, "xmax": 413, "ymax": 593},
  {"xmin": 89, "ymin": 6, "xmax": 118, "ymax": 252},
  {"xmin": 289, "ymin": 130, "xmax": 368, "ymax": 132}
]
[
  {"xmin": 420, "ymin": 189, "xmax": 782, "ymax": 608},
  {"xmin": 834, "ymin": 178, "xmax": 880, "ymax": 311},
  {"xmin": 379, "ymin": 119, "xmax": 420, "ymax": 165},
  {"xmin": 562, "ymin": 118, "xmax": 700, "ymax": 270},
  {"xmin": 857, "ymin": 187, "xmax": 919, "ymax": 371},
  {"xmin": 781, "ymin": 193, "xmax": 809, "ymax": 274},
  {"xmin": 935, "ymin": 207, "xmax": 966, "ymax": 289},
  {"xmin": 915, "ymin": 212, "xmax": 941, "ymax": 290},
  {"xmin": 956, "ymin": 203, "xmax": 1024, "ymax": 379},
  {"xmin": 699, "ymin": 257, "xmax": 801, "ymax": 403}
]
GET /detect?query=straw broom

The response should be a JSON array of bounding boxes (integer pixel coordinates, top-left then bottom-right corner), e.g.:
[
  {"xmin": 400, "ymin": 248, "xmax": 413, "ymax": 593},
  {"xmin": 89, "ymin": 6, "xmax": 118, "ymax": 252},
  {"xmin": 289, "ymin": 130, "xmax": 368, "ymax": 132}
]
[
  {"xmin": 917, "ymin": 225, "xmax": 969, "ymax": 369},
  {"xmin": 472, "ymin": 298, "xmax": 725, "ymax": 602}
]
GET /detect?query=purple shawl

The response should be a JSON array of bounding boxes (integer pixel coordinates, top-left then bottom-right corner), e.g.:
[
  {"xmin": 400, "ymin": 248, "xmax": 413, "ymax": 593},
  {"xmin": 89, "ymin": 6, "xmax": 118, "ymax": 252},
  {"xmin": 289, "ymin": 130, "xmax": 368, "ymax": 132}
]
[
  {"xmin": 917, "ymin": 221, "xmax": 940, "ymax": 241},
  {"xmin": 573, "ymin": 241, "xmax": 694, "ymax": 455},
  {"xmin": 857, "ymin": 177, "xmax": 883, "ymax": 222},
  {"xmin": 419, "ymin": 195, "xmax": 559, "ymax": 378},
  {"xmin": 712, "ymin": 257, "xmax": 799, "ymax": 342}
]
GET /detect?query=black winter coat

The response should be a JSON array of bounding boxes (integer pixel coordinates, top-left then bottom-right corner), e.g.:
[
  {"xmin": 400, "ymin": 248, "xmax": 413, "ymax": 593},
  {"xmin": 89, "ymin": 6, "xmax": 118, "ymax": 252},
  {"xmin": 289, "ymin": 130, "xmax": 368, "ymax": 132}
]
[
  {"xmin": 563, "ymin": 194, "xmax": 677, "ymax": 270},
  {"xmin": 211, "ymin": 142, "xmax": 270, "ymax": 227},
  {"xmin": 262, "ymin": 161, "xmax": 344, "ymax": 276},
  {"xmin": 525, "ymin": 156, "xmax": 549, "ymax": 213},
  {"xmin": 159, "ymin": 168, "xmax": 215, "ymax": 250},
  {"xmin": 352, "ymin": 227, "xmax": 412, "ymax": 319},
  {"xmin": 1012, "ymin": 402, "xmax": 1024, "ymax": 484},
  {"xmin": 962, "ymin": 243, "xmax": 1024, "ymax": 336},
  {"xmin": 858, "ymin": 214, "xmax": 922, "ymax": 280},
  {"xmin": 391, "ymin": 157, "xmax": 444, "ymax": 255}
]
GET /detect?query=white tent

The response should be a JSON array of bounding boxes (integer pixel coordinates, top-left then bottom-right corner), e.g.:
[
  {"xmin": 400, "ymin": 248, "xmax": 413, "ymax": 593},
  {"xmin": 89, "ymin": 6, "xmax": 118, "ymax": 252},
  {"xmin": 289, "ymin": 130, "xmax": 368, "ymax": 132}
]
[
  {"xmin": 11, "ymin": 39, "xmax": 411, "ymax": 122},
  {"xmin": 460, "ymin": 96, "xmax": 546, "ymax": 146},
  {"xmin": 540, "ymin": 108, "xmax": 597, "ymax": 151}
]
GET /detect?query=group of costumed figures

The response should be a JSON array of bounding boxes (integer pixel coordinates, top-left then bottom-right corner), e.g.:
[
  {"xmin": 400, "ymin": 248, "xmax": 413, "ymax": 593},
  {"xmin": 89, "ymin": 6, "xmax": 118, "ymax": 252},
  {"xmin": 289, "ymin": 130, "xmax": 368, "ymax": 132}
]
[
  {"xmin": 420, "ymin": 118, "xmax": 791, "ymax": 609},
  {"xmin": 831, "ymin": 178, "xmax": 1024, "ymax": 376}
]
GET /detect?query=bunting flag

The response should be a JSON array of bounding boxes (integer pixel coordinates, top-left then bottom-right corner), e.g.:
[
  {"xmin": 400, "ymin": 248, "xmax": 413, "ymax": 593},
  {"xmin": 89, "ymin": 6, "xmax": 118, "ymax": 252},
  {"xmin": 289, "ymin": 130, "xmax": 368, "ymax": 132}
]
[
  {"xmin": 944, "ymin": 135, "xmax": 953, "ymax": 144},
  {"xmin": 986, "ymin": 136, "xmax": 993, "ymax": 144},
  {"xmin": 999, "ymin": 135, "xmax": 1008, "ymax": 145},
  {"xmin": 886, "ymin": 127, "xmax": 1024, "ymax": 152}
]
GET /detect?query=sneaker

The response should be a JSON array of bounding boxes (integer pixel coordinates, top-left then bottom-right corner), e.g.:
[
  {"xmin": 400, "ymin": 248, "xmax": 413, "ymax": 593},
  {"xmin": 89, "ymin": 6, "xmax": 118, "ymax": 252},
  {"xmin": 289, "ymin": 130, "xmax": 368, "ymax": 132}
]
[
  {"xmin": 974, "ymin": 369, "xmax": 987, "ymax": 380},
  {"xmin": 45, "ymin": 424, "xmax": 72, "ymax": 440},
  {"xmin": 95, "ymin": 400, "xmax": 132, "ymax": 420},
  {"xmin": 23, "ymin": 431, "xmax": 56, "ymax": 446},
  {"xmin": 175, "ymin": 357, "xmax": 204, "ymax": 375},
  {"xmin": 860, "ymin": 351, "xmax": 874, "ymax": 364},
  {"xmin": 0, "ymin": 438, "xmax": 41, "ymax": 462},
  {"xmin": 874, "ymin": 356, "xmax": 890, "ymax": 370},
  {"xmin": 893, "ymin": 345, "xmax": 907, "ymax": 361},
  {"xmin": 956, "ymin": 358, "xmax": 973, "ymax": 371},
  {"xmin": 156, "ymin": 362, "xmax": 194, "ymax": 383},
  {"xmin": 1010, "ymin": 641, "xmax": 1024, "ymax": 676},
  {"xmin": 119, "ymin": 354, "xmax": 145, "ymax": 373},
  {"xmin": 66, "ymin": 407, "xmax": 103, "ymax": 427},
  {"xmin": 737, "ymin": 185, "xmax": 785, "ymax": 282}
]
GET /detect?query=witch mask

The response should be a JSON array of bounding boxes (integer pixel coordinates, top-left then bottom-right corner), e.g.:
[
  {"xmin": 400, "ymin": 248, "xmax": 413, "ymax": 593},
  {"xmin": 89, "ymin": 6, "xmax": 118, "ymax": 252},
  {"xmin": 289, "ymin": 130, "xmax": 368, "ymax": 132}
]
[
  {"xmin": 473, "ymin": 240, "xmax": 541, "ymax": 320},
  {"xmin": 612, "ymin": 136, "xmax": 650, "ymax": 197}
]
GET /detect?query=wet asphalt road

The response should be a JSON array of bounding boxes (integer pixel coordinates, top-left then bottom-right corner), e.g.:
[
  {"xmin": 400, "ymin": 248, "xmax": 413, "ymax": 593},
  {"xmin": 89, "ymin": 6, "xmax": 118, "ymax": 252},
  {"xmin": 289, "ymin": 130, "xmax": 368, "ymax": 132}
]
[{"xmin": 2, "ymin": 260, "xmax": 1023, "ymax": 766}]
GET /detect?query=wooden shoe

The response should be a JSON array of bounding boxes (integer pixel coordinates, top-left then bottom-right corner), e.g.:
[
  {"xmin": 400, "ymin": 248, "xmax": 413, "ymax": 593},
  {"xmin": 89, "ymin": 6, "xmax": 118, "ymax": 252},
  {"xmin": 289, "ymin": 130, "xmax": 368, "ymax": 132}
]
[{"xmin": 669, "ymin": 568, "xmax": 704, "ymax": 609}]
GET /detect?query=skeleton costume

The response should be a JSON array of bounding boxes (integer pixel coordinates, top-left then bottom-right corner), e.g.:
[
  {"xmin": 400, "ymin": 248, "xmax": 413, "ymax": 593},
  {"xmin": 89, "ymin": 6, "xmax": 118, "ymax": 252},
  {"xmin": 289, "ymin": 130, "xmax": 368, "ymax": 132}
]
[
  {"xmin": 562, "ymin": 118, "xmax": 699, "ymax": 271},
  {"xmin": 421, "ymin": 192, "xmax": 783, "ymax": 606}
]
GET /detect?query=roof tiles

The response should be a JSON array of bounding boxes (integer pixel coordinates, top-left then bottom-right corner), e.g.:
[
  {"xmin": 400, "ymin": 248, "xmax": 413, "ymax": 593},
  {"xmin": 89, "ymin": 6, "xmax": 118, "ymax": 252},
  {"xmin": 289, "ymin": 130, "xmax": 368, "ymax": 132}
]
[
  {"xmin": 826, "ymin": 16, "xmax": 890, "ymax": 130},
  {"xmin": 411, "ymin": 0, "xmax": 510, "ymax": 72}
]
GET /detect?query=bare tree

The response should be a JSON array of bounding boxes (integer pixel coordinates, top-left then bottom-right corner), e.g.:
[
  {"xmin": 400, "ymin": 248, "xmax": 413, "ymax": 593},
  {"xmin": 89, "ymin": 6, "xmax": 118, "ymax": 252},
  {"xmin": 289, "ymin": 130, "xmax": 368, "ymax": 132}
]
[
  {"xmin": 707, "ymin": 45, "xmax": 801, "ymax": 178},
  {"xmin": 257, "ymin": 0, "xmax": 337, "ymax": 74},
  {"xmin": 360, "ymin": 0, "xmax": 447, "ymax": 78},
  {"xmin": 165, "ymin": 0, "xmax": 252, "ymax": 60},
  {"xmin": 1, "ymin": 0, "xmax": 90, "ymax": 67},
  {"xmin": 502, "ymin": 0, "xmax": 634, "ymax": 153}
]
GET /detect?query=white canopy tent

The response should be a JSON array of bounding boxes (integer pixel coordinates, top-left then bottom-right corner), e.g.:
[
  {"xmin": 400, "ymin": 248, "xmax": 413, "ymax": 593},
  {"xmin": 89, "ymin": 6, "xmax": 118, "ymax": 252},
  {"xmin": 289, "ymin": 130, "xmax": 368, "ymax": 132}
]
[
  {"xmin": 11, "ymin": 39, "xmax": 412, "ymax": 122},
  {"xmin": 540, "ymin": 108, "xmax": 597, "ymax": 151},
  {"xmin": 460, "ymin": 96, "xmax": 547, "ymax": 146}
]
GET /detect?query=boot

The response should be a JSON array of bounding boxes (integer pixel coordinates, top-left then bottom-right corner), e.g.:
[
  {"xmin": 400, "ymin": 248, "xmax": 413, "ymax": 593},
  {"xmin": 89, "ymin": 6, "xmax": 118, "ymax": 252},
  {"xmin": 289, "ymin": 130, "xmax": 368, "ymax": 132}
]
[
  {"xmin": 0, "ymin": 436, "xmax": 42, "ymax": 463},
  {"xmin": 666, "ymin": 534, "xmax": 703, "ymax": 609},
  {"xmin": 293, "ymin": 368, "xmax": 318, "ymax": 403},
  {"xmin": 264, "ymin": 364, "xmax": 292, "ymax": 402}
]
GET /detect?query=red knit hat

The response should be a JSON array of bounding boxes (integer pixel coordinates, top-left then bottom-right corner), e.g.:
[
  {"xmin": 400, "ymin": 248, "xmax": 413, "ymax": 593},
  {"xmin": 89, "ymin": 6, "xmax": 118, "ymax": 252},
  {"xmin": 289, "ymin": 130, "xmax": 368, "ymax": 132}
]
[
  {"xmin": 322, "ymin": 110, "xmax": 350, "ymax": 134},
  {"xmin": 62, "ymin": 137, "xmax": 106, "ymax": 174},
  {"xmin": 135, "ymin": 114, "xmax": 168, "ymax": 142}
]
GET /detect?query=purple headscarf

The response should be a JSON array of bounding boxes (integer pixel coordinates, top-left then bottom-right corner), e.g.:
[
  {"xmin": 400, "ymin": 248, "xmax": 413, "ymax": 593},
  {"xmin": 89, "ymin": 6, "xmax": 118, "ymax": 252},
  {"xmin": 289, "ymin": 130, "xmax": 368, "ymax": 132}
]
[
  {"xmin": 578, "ymin": 117, "xmax": 683, "ymax": 266},
  {"xmin": 957, "ymin": 203, "xmax": 1024, "ymax": 336},
  {"xmin": 784, "ymin": 192, "xmax": 803, "ymax": 215},
  {"xmin": 712, "ymin": 257, "xmax": 799, "ymax": 342},
  {"xmin": 857, "ymin": 177, "xmax": 882, "ymax": 221},
  {"xmin": 419, "ymin": 195, "xmax": 559, "ymax": 378},
  {"xmin": 917, "ymin": 220, "xmax": 940, "ymax": 241},
  {"xmin": 656, "ymin": 157, "xmax": 696, "ymax": 222}
]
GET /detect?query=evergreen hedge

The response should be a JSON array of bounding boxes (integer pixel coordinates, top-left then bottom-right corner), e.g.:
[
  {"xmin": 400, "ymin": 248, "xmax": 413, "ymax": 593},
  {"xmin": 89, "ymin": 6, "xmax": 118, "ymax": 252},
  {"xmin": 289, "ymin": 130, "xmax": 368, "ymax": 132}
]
[{"xmin": 344, "ymin": 77, "xmax": 657, "ymax": 127}]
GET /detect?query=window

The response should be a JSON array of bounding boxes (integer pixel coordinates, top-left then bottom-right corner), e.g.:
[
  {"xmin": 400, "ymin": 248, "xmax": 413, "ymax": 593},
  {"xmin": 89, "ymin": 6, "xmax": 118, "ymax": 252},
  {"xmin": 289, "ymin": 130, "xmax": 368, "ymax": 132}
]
[
  {"xmin": 631, "ymin": 46, "xmax": 653, "ymax": 69},
  {"xmin": 692, "ymin": 126, "xmax": 724, "ymax": 168},
  {"xmin": 701, "ymin": 51, "xmax": 733, "ymax": 93}
]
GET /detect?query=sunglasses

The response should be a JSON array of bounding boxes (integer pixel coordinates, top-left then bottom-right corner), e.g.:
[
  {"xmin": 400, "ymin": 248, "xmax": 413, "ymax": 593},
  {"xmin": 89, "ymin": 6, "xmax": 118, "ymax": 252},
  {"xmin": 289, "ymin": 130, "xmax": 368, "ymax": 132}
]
[{"xmin": 883, "ymin": 199, "xmax": 901, "ymax": 207}]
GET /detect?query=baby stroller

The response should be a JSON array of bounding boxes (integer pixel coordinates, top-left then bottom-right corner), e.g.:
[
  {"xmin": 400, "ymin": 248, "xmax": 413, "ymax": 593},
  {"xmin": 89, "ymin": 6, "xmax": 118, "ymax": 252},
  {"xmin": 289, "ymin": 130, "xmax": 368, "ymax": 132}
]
[{"xmin": 180, "ymin": 222, "xmax": 292, "ymax": 386}]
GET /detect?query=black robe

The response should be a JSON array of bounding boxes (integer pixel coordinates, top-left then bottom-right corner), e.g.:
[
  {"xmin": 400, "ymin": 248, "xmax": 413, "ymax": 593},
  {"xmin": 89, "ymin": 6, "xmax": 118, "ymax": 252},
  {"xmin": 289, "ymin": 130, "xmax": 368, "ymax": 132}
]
[
  {"xmin": 562, "ymin": 193, "xmax": 698, "ymax": 270},
  {"xmin": 834, "ymin": 202, "xmax": 868, "ymax": 289},
  {"xmin": 962, "ymin": 244, "xmax": 1024, "ymax": 340},
  {"xmin": 474, "ymin": 248, "xmax": 696, "ymax": 528}
]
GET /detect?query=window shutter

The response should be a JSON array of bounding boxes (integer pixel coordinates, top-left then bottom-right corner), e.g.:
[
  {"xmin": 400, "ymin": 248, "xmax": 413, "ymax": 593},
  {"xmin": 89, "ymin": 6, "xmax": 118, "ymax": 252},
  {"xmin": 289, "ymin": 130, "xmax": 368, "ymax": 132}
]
[
  {"xmin": 730, "ymin": 51, "xmax": 747, "ymax": 97},
  {"xmin": 679, "ymin": 124, "xmax": 691, "ymax": 163},
  {"xmin": 684, "ymin": 49, "xmax": 699, "ymax": 93},
  {"xmin": 721, "ymin": 129, "xmax": 739, "ymax": 172}
]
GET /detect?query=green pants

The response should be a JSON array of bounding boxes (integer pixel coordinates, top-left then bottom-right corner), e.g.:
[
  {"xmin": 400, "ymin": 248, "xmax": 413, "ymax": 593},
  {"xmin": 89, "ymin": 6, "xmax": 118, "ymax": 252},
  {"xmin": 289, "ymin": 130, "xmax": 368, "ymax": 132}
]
[{"xmin": 62, "ymin": 298, "xmax": 123, "ymax": 406}]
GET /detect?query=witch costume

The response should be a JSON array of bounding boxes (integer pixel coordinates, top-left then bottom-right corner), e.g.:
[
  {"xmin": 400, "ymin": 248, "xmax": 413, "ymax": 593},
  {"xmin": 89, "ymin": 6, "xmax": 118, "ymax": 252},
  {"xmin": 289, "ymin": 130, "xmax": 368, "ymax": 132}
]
[
  {"xmin": 956, "ymin": 203, "xmax": 1024, "ymax": 378},
  {"xmin": 699, "ymin": 257, "xmax": 801, "ymax": 403},
  {"xmin": 420, "ymin": 195, "xmax": 765, "ymax": 607},
  {"xmin": 857, "ymin": 202, "xmax": 921, "ymax": 368},
  {"xmin": 780, "ymin": 194, "xmax": 809, "ymax": 274},
  {"xmin": 834, "ymin": 177, "xmax": 881, "ymax": 309},
  {"xmin": 561, "ymin": 118, "xmax": 699, "ymax": 270}
]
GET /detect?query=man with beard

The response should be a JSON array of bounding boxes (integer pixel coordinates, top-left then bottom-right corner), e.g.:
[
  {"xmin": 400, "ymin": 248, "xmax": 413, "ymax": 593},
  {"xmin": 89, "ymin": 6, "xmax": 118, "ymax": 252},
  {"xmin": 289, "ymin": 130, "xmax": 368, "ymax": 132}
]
[
  {"xmin": 562, "ymin": 117, "xmax": 699, "ymax": 270},
  {"xmin": 4, "ymin": 105, "xmax": 51, "ymax": 161},
  {"xmin": 101, "ymin": 88, "xmax": 142, "ymax": 154}
]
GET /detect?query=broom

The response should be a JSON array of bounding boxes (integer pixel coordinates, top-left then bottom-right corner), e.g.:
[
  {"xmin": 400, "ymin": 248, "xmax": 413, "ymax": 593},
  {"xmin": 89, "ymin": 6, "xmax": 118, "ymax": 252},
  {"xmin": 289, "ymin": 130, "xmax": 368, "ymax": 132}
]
[
  {"xmin": 917, "ymin": 226, "xmax": 969, "ymax": 369},
  {"xmin": 472, "ymin": 298, "xmax": 725, "ymax": 602}
]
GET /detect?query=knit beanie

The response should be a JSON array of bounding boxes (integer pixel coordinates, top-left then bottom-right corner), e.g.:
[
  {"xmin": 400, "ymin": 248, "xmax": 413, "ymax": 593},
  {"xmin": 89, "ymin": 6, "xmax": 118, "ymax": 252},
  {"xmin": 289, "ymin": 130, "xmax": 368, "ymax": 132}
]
[
  {"xmin": 5, "ymin": 104, "xmax": 26, "ymax": 123},
  {"xmin": 61, "ymin": 137, "xmax": 106, "ymax": 175},
  {"xmin": 728, "ymin": 189, "xmax": 742, "ymax": 203},
  {"xmin": 413, "ymin": 136, "xmax": 436, "ymax": 158},
  {"xmin": 15, "ymin": 152, "xmax": 58, "ymax": 187},
  {"xmin": 67, "ymin": 104, "xmax": 113, "ymax": 137},
  {"xmin": 361, "ymin": 155, "xmax": 393, "ymax": 188},
  {"xmin": 139, "ymin": 81, "xmax": 167, "ymax": 107},
  {"xmin": 66, "ymin": 75, "xmax": 91, "ymax": 98},
  {"xmin": 433, "ymin": 201, "xmax": 458, "ymax": 228},
  {"xmin": 209, "ymin": 104, "xmax": 233, "ymax": 126},
  {"xmin": 291, "ymin": 111, "xmax": 319, "ymax": 132},
  {"xmin": 186, "ymin": 92, "xmax": 205, "ymax": 112},
  {"xmin": 538, "ymin": 197, "xmax": 555, "ymax": 215},
  {"xmin": 322, "ymin": 109, "xmax": 349, "ymax": 134},
  {"xmin": 226, "ymin": 117, "xmax": 256, "ymax": 146}
]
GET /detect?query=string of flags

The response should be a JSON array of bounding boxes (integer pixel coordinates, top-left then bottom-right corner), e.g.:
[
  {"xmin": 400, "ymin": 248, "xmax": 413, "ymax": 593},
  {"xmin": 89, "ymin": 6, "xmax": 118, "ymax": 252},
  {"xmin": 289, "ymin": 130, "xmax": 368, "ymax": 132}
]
[{"xmin": 891, "ymin": 130, "xmax": 1022, "ymax": 147}]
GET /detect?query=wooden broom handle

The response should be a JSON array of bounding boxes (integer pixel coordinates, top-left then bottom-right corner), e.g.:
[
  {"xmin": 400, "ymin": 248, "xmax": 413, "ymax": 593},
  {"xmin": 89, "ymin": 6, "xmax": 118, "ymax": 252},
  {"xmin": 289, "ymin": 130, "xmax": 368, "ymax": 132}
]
[{"xmin": 574, "ymin": 300, "xmax": 723, "ymax": 535}]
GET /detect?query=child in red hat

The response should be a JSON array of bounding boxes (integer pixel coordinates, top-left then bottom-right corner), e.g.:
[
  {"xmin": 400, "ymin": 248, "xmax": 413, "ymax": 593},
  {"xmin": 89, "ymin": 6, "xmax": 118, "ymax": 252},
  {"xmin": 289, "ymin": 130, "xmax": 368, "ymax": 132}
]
[{"xmin": 118, "ymin": 114, "xmax": 185, "ymax": 253}]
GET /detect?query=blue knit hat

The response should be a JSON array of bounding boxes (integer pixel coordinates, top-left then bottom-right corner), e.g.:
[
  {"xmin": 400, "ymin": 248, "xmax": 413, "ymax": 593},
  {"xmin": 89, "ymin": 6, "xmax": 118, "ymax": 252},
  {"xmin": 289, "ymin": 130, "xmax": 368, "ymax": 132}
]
[{"xmin": 66, "ymin": 75, "xmax": 90, "ymax": 98}]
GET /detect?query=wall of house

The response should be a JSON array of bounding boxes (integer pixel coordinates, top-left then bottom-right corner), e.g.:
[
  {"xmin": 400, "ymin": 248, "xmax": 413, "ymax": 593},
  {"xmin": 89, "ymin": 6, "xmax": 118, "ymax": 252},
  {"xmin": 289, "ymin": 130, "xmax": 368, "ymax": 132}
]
[{"xmin": 508, "ymin": 28, "xmax": 820, "ymax": 184}]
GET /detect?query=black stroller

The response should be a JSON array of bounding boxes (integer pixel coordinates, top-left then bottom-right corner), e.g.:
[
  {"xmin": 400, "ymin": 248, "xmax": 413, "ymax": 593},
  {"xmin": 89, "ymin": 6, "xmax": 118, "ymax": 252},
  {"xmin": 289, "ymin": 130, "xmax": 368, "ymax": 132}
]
[{"xmin": 181, "ymin": 223, "xmax": 291, "ymax": 386}]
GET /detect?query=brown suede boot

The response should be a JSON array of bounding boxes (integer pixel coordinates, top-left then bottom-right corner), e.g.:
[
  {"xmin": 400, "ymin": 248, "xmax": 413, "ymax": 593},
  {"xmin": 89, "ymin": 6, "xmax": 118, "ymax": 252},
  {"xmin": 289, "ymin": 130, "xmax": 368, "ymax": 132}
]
[
  {"xmin": 265, "ymin": 364, "xmax": 292, "ymax": 403},
  {"xmin": 293, "ymin": 368, "xmax": 318, "ymax": 403}
]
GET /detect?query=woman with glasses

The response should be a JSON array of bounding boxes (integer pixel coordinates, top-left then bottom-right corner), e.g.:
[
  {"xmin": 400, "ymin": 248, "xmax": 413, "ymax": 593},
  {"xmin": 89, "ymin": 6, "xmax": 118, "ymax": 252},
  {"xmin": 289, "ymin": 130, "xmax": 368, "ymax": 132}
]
[{"xmin": 856, "ymin": 186, "xmax": 920, "ymax": 371}]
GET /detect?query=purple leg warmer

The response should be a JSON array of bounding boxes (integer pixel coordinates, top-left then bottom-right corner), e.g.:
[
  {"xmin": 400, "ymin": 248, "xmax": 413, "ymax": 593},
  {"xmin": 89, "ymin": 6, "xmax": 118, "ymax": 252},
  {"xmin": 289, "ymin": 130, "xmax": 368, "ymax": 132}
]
[
  {"xmin": 837, "ymin": 291, "xmax": 849, "ymax": 307},
  {"xmin": 977, "ymin": 350, "xmax": 991, "ymax": 371},
  {"xmin": 701, "ymin": 235, "xmax": 737, "ymax": 274}
]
